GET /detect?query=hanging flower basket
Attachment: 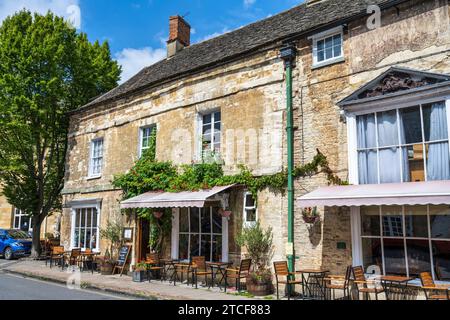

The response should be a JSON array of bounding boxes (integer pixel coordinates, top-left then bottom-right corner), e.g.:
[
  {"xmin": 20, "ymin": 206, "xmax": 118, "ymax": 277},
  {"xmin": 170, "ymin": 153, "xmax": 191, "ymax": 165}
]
[
  {"xmin": 218, "ymin": 208, "xmax": 232, "ymax": 218},
  {"xmin": 302, "ymin": 207, "xmax": 320, "ymax": 224},
  {"xmin": 153, "ymin": 211, "xmax": 164, "ymax": 219}
]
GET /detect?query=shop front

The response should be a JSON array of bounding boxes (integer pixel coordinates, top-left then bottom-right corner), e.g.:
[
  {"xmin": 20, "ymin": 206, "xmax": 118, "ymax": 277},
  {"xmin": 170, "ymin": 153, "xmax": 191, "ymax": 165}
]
[{"xmin": 120, "ymin": 185, "xmax": 236, "ymax": 265}]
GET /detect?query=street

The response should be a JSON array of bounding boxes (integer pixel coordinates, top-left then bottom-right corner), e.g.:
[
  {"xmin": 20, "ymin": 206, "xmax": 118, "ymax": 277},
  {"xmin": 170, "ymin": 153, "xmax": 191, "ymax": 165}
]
[{"xmin": 0, "ymin": 260, "xmax": 130, "ymax": 300}]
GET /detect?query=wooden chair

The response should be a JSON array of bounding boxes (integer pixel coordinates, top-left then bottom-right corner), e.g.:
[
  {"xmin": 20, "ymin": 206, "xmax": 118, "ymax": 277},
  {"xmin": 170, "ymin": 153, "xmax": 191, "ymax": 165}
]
[
  {"xmin": 224, "ymin": 258, "xmax": 252, "ymax": 293},
  {"xmin": 324, "ymin": 265, "xmax": 352, "ymax": 300},
  {"xmin": 273, "ymin": 261, "xmax": 302, "ymax": 300},
  {"xmin": 191, "ymin": 256, "xmax": 213, "ymax": 289},
  {"xmin": 419, "ymin": 272, "xmax": 450, "ymax": 300},
  {"xmin": 352, "ymin": 266, "xmax": 384, "ymax": 300},
  {"xmin": 47, "ymin": 246, "xmax": 65, "ymax": 269},
  {"xmin": 65, "ymin": 248, "xmax": 82, "ymax": 270},
  {"xmin": 145, "ymin": 253, "xmax": 164, "ymax": 282}
]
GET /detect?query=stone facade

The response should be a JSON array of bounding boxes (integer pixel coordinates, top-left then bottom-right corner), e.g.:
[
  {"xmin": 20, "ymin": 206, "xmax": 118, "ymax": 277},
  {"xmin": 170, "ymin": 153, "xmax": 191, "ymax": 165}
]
[{"xmin": 62, "ymin": 0, "xmax": 450, "ymax": 275}]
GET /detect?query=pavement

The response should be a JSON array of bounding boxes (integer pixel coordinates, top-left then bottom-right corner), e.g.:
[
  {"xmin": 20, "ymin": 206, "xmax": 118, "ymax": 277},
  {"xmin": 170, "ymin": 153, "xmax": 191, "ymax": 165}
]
[{"xmin": 0, "ymin": 259, "xmax": 258, "ymax": 300}]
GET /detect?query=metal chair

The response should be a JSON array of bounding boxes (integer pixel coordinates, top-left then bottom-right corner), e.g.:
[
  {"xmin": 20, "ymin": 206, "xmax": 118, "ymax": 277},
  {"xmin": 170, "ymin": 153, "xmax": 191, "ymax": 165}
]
[
  {"xmin": 352, "ymin": 266, "xmax": 384, "ymax": 300},
  {"xmin": 324, "ymin": 265, "xmax": 352, "ymax": 300},
  {"xmin": 224, "ymin": 258, "xmax": 252, "ymax": 293},
  {"xmin": 419, "ymin": 272, "xmax": 450, "ymax": 300},
  {"xmin": 191, "ymin": 256, "xmax": 213, "ymax": 289},
  {"xmin": 146, "ymin": 253, "xmax": 164, "ymax": 282}
]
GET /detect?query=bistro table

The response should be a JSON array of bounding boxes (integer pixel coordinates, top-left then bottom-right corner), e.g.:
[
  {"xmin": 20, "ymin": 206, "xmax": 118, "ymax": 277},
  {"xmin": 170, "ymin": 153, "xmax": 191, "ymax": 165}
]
[
  {"xmin": 79, "ymin": 252, "xmax": 100, "ymax": 273},
  {"xmin": 379, "ymin": 275, "xmax": 414, "ymax": 300},
  {"xmin": 206, "ymin": 262, "xmax": 233, "ymax": 290},
  {"xmin": 160, "ymin": 258, "xmax": 179, "ymax": 282},
  {"xmin": 297, "ymin": 269, "xmax": 329, "ymax": 300}
]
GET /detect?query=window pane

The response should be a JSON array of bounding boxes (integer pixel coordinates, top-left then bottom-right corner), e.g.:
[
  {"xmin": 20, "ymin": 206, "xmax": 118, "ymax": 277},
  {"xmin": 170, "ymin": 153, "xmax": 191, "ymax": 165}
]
[
  {"xmin": 212, "ymin": 235, "xmax": 222, "ymax": 262},
  {"xmin": 423, "ymin": 102, "xmax": 448, "ymax": 142},
  {"xmin": 325, "ymin": 46, "xmax": 333, "ymax": 60},
  {"xmin": 383, "ymin": 238, "xmax": 406, "ymax": 275},
  {"xmin": 432, "ymin": 240, "xmax": 450, "ymax": 280},
  {"xmin": 190, "ymin": 234, "xmax": 200, "ymax": 258},
  {"xmin": 317, "ymin": 50, "xmax": 324, "ymax": 62},
  {"xmin": 429, "ymin": 205, "xmax": 450, "ymax": 239},
  {"xmin": 361, "ymin": 206, "xmax": 380, "ymax": 236},
  {"xmin": 201, "ymin": 208, "xmax": 211, "ymax": 233},
  {"xmin": 245, "ymin": 194, "xmax": 255, "ymax": 207},
  {"xmin": 91, "ymin": 231, "xmax": 97, "ymax": 249},
  {"xmin": 203, "ymin": 114, "xmax": 211, "ymax": 125},
  {"xmin": 79, "ymin": 229, "xmax": 85, "ymax": 248},
  {"xmin": 86, "ymin": 208, "xmax": 92, "ymax": 227},
  {"xmin": 404, "ymin": 206, "xmax": 428, "ymax": 238},
  {"xmin": 86, "ymin": 229, "xmax": 92, "ymax": 250},
  {"xmin": 404, "ymin": 145, "xmax": 425, "ymax": 182},
  {"xmin": 75, "ymin": 210, "xmax": 80, "ymax": 227},
  {"xmin": 325, "ymin": 36, "xmax": 333, "ymax": 49},
  {"xmin": 74, "ymin": 230, "xmax": 80, "ymax": 248},
  {"xmin": 358, "ymin": 150, "xmax": 378, "ymax": 184},
  {"xmin": 426, "ymin": 142, "xmax": 450, "ymax": 181},
  {"xmin": 214, "ymin": 112, "xmax": 221, "ymax": 122},
  {"xmin": 333, "ymin": 44, "xmax": 341, "ymax": 58},
  {"xmin": 400, "ymin": 106, "xmax": 422, "ymax": 144},
  {"xmin": 201, "ymin": 235, "xmax": 211, "ymax": 262},
  {"xmin": 179, "ymin": 234, "xmax": 189, "ymax": 260},
  {"xmin": 246, "ymin": 209, "xmax": 257, "ymax": 223},
  {"xmin": 92, "ymin": 209, "xmax": 98, "ymax": 228},
  {"xmin": 361, "ymin": 238, "xmax": 383, "ymax": 273},
  {"xmin": 190, "ymin": 208, "xmax": 200, "ymax": 233},
  {"xmin": 317, "ymin": 39, "xmax": 324, "ymax": 51},
  {"xmin": 407, "ymin": 239, "xmax": 431, "ymax": 277},
  {"xmin": 14, "ymin": 216, "xmax": 20, "ymax": 229},
  {"xmin": 382, "ymin": 206, "xmax": 403, "ymax": 237},
  {"xmin": 379, "ymin": 148, "xmax": 401, "ymax": 183},
  {"xmin": 80, "ymin": 209, "xmax": 86, "ymax": 227},
  {"xmin": 179, "ymin": 208, "xmax": 189, "ymax": 233},
  {"xmin": 212, "ymin": 208, "xmax": 222, "ymax": 234},
  {"xmin": 377, "ymin": 110, "xmax": 399, "ymax": 147},
  {"xmin": 357, "ymin": 114, "xmax": 376, "ymax": 149}
]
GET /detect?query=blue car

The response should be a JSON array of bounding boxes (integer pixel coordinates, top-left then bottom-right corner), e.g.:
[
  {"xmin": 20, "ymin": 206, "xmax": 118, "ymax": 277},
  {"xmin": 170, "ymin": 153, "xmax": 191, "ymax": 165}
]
[{"xmin": 0, "ymin": 229, "xmax": 32, "ymax": 260}]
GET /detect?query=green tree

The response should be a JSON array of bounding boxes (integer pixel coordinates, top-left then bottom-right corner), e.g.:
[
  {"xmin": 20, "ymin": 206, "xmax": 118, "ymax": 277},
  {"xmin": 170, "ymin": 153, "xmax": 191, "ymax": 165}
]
[{"xmin": 0, "ymin": 11, "xmax": 121, "ymax": 257}]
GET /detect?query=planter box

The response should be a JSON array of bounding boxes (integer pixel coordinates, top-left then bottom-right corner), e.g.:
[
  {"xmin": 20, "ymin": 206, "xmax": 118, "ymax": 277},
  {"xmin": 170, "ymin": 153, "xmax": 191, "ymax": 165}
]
[{"xmin": 132, "ymin": 270, "xmax": 148, "ymax": 282}]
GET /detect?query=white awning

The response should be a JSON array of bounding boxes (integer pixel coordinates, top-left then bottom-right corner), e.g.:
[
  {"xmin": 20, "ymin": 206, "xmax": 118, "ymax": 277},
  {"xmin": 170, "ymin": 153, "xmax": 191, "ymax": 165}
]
[
  {"xmin": 297, "ymin": 181, "xmax": 450, "ymax": 207},
  {"xmin": 120, "ymin": 185, "xmax": 235, "ymax": 209}
]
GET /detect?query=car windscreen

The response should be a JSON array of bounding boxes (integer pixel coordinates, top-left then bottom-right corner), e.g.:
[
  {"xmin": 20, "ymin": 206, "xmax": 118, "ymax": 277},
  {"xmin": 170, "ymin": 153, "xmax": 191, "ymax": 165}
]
[{"xmin": 7, "ymin": 230, "xmax": 31, "ymax": 240}]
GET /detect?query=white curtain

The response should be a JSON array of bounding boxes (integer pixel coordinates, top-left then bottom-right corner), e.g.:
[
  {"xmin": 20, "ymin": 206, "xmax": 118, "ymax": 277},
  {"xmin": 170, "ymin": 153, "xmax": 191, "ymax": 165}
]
[
  {"xmin": 377, "ymin": 110, "xmax": 401, "ymax": 183},
  {"xmin": 427, "ymin": 102, "xmax": 450, "ymax": 181},
  {"xmin": 357, "ymin": 114, "xmax": 378, "ymax": 184}
]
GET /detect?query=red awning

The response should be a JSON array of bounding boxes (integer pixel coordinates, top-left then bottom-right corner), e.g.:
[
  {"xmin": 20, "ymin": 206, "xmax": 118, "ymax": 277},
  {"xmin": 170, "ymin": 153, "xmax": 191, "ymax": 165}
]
[
  {"xmin": 297, "ymin": 181, "xmax": 450, "ymax": 207},
  {"xmin": 120, "ymin": 185, "xmax": 235, "ymax": 209}
]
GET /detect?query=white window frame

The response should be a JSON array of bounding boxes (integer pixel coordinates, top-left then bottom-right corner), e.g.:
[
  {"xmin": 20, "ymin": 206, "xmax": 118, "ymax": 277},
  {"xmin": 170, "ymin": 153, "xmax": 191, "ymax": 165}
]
[
  {"xmin": 310, "ymin": 26, "xmax": 344, "ymax": 68},
  {"xmin": 70, "ymin": 200, "xmax": 101, "ymax": 252},
  {"xmin": 12, "ymin": 208, "xmax": 32, "ymax": 232},
  {"xmin": 346, "ymin": 96, "xmax": 450, "ymax": 279},
  {"xmin": 88, "ymin": 138, "xmax": 104, "ymax": 179},
  {"xmin": 196, "ymin": 110, "xmax": 221, "ymax": 161},
  {"xmin": 243, "ymin": 192, "xmax": 257, "ymax": 228},
  {"xmin": 171, "ymin": 207, "xmax": 229, "ymax": 262},
  {"xmin": 138, "ymin": 125, "xmax": 156, "ymax": 158}
]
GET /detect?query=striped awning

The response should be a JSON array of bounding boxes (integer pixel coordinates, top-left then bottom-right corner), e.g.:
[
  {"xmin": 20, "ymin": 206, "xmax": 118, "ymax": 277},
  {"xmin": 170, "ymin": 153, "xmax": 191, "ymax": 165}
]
[
  {"xmin": 297, "ymin": 181, "xmax": 450, "ymax": 207},
  {"xmin": 120, "ymin": 185, "xmax": 235, "ymax": 209}
]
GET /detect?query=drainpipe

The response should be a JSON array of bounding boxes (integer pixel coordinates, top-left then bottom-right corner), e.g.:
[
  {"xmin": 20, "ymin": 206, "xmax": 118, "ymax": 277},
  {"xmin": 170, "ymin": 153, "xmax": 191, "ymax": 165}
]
[{"xmin": 280, "ymin": 43, "xmax": 297, "ymax": 273}]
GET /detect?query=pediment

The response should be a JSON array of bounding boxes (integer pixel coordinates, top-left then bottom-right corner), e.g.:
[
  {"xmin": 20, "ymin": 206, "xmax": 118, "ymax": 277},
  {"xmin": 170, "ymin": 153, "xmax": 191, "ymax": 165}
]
[{"xmin": 339, "ymin": 67, "xmax": 450, "ymax": 106}]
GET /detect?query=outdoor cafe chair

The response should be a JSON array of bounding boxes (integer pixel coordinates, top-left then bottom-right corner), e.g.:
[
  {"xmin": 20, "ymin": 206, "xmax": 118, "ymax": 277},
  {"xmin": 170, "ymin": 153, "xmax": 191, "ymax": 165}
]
[
  {"xmin": 224, "ymin": 258, "xmax": 252, "ymax": 293},
  {"xmin": 352, "ymin": 266, "xmax": 384, "ymax": 300},
  {"xmin": 47, "ymin": 245, "xmax": 65, "ymax": 269},
  {"xmin": 324, "ymin": 265, "xmax": 352, "ymax": 300},
  {"xmin": 419, "ymin": 272, "xmax": 450, "ymax": 300},
  {"xmin": 173, "ymin": 259, "xmax": 193, "ymax": 286},
  {"xmin": 145, "ymin": 253, "xmax": 164, "ymax": 282},
  {"xmin": 65, "ymin": 248, "xmax": 82, "ymax": 270},
  {"xmin": 273, "ymin": 261, "xmax": 302, "ymax": 300},
  {"xmin": 191, "ymin": 256, "xmax": 213, "ymax": 289}
]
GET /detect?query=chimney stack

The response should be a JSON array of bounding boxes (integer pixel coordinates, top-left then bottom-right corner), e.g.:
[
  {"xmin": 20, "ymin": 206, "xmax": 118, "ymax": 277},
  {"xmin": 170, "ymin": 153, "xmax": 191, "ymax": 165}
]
[{"xmin": 167, "ymin": 15, "xmax": 191, "ymax": 58}]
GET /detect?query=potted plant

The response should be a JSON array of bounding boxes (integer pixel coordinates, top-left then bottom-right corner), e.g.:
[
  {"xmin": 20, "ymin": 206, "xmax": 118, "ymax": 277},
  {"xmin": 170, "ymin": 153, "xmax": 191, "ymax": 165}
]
[
  {"xmin": 132, "ymin": 261, "xmax": 148, "ymax": 282},
  {"xmin": 236, "ymin": 221, "xmax": 274, "ymax": 296},
  {"xmin": 99, "ymin": 220, "xmax": 123, "ymax": 275},
  {"xmin": 302, "ymin": 207, "xmax": 320, "ymax": 224}
]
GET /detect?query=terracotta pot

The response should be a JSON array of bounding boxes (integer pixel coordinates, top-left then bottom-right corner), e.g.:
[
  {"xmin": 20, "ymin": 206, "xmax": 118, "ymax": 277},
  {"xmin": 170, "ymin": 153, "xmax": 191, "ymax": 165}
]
[{"xmin": 303, "ymin": 215, "xmax": 319, "ymax": 224}]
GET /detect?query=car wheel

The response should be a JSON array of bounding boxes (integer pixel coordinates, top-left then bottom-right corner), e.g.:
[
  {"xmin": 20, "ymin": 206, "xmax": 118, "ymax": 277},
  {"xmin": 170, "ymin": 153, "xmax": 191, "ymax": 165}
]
[{"xmin": 4, "ymin": 247, "xmax": 13, "ymax": 260}]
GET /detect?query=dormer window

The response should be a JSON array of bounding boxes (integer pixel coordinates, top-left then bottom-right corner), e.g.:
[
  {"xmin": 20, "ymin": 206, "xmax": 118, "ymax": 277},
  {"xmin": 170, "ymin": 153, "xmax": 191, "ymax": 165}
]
[{"xmin": 311, "ymin": 26, "xmax": 344, "ymax": 68}]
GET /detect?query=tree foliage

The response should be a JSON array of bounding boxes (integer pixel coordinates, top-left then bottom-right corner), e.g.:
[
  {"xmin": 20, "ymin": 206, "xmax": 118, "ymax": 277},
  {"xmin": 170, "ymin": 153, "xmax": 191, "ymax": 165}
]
[{"xmin": 0, "ymin": 10, "xmax": 121, "ymax": 256}]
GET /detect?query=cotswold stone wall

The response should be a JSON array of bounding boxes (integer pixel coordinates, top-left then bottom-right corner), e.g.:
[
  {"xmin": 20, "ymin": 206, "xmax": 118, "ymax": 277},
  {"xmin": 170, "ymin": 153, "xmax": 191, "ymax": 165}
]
[
  {"xmin": 0, "ymin": 194, "xmax": 12, "ymax": 229},
  {"xmin": 291, "ymin": 0, "xmax": 450, "ymax": 274}
]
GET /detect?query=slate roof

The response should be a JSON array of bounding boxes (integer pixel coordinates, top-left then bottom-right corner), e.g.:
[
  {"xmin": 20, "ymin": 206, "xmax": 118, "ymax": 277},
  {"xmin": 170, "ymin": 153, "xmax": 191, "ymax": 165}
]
[{"xmin": 79, "ymin": 0, "xmax": 407, "ymax": 112}]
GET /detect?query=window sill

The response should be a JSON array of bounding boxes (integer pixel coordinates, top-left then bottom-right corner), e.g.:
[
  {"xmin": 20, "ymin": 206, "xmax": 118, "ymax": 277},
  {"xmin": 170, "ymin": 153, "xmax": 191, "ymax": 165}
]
[
  {"xmin": 87, "ymin": 175, "xmax": 102, "ymax": 181},
  {"xmin": 312, "ymin": 56, "xmax": 345, "ymax": 70}
]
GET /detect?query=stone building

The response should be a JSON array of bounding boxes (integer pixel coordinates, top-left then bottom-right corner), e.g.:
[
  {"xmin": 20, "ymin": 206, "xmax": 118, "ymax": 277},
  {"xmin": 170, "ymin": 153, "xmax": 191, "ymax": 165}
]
[{"xmin": 62, "ymin": 0, "xmax": 450, "ymax": 281}]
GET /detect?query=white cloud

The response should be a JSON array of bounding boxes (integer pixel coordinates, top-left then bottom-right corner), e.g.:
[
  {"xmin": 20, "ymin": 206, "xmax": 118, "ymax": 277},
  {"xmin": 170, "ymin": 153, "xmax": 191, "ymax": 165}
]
[
  {"xmin": 0, "ymin": 0, "xmax": 81, "ymax": 28},
  {"xmin": 195, "ymin": 27, "xmax": 231, "ymax": 44},
  {"xmin": 243, "ymin": 0, "xmax": 256, "ymax": 8},
  {"xmin": 115, "ymin": 47, "xmax": 166, "ymax": 84}
]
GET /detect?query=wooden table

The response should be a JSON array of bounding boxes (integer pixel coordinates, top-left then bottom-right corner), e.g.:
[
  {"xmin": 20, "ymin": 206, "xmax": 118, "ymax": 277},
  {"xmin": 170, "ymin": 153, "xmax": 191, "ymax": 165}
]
[
  {"xmin": 160, "ymin": 258, "xmax": 179, "ymax": 282},
  {"xmin": 206, "ymin": 262, "xmax": 232, "ymax": 290},
  {"xmin": 297, "ymin": 269, "xmax": 330, "ymax": 300},
  {"xmin": 379, "ymin": 275, "xmax": 414, "ymax": 300}
]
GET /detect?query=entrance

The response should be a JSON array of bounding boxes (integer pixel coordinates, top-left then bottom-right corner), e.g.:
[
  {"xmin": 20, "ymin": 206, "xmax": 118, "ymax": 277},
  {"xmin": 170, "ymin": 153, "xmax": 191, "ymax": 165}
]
[{"xmin": 137, "ymin": 218, "xmax": 150, "ymax": 261}]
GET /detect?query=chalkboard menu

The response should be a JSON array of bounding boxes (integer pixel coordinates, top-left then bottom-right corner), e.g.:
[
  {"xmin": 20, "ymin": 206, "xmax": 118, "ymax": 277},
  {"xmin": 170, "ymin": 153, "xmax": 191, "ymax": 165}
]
[
  {"xmin": 117, "ymin": 245, "xmax": 131, "ymax": 267},
  {"xmin": 112, "ymin": 245, "xmax": 131, "ymax": 276}
]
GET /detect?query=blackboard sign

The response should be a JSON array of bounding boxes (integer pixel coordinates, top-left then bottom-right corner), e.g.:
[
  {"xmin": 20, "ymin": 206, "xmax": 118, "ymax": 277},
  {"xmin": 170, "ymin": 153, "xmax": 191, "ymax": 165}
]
[{"xmin": 113, "ymin": 245, "xmax": 131, "ymax": 276}]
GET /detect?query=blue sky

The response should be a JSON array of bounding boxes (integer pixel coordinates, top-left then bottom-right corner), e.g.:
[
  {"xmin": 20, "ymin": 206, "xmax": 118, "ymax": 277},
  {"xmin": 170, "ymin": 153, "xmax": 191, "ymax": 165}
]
[{"xmin": 0, "ymin": 0, "xmax": 304, "ymax": 83}]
